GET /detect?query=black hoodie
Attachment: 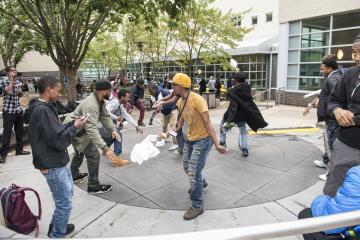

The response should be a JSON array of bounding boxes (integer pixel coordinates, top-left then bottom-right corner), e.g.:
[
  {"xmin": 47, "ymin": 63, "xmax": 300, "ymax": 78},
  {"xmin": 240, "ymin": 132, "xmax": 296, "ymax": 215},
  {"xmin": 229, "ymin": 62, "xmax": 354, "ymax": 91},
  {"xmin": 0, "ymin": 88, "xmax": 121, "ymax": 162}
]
[
  {"xmin": 28, "ymin": 99, "xmax": 77, "ymax": 169},
  {"xmin": 224, "ymin": 83, "xmax": 268, "ymax": 132}
]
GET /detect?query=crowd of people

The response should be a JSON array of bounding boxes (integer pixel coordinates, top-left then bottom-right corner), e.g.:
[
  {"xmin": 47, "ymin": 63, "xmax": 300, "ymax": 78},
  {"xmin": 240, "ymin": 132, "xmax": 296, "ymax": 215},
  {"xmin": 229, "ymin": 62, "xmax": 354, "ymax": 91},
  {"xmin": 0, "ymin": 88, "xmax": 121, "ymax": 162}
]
[{"xmin": 0, "ymin": 34, "xmax": 359, "ymax": 239}]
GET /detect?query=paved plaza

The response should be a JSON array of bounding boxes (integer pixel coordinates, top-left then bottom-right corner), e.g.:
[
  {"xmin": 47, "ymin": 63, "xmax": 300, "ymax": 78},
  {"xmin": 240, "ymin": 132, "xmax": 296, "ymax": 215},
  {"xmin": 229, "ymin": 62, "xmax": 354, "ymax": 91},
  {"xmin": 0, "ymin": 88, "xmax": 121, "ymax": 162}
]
[{"xmin": 0, "ymin": 104, "xmax": 325, "ymax": 239}]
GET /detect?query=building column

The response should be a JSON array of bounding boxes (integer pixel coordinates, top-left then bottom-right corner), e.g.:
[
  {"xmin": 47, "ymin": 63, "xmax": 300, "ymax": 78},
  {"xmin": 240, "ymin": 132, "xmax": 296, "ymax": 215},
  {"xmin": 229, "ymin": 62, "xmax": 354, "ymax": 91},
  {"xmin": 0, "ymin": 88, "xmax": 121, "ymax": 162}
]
[{"xmin": 276, "ymin": 23, "xmax": 289, "ymax": 89}]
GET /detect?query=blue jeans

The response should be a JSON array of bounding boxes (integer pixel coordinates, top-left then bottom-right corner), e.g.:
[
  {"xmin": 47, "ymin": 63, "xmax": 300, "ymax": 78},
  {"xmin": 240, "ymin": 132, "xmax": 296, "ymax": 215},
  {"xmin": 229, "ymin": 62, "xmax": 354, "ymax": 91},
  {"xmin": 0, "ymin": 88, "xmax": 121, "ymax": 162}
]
[
  {"xmin": 183, "ymin": 137, "xmax": 212, "ymax": 209},
  {"xmin": 103, "ymin": 132, "xmax": 123, "ymax": 155},
  {"xmin": 322, "ymin": 120, "xmax": 340, "ymax": 164},
  {"xmin": 220, "ymin": 117, "xmax": 248, "ymax": 150},
  {"xmin": 176, "ymin": 123, "xmax": 187, "ymax": 151},
  {"xmin": 42, "ymin": 166, "xmax": 73, "ymax": 238}
]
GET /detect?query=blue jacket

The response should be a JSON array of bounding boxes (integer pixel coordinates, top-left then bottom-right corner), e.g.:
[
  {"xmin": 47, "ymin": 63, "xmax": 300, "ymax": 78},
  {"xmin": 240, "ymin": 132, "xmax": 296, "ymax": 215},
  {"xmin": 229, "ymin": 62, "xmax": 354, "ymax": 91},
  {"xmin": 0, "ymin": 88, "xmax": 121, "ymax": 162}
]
[{"xmin": 311, "ymin": 166, "xmax": 360, "ymax": 234}]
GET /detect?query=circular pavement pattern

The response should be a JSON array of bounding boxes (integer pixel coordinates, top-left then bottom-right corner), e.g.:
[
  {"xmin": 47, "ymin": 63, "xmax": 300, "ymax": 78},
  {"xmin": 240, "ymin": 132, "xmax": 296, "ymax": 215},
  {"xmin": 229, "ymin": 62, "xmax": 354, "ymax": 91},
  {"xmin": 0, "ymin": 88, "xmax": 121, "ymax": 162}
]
[{"xmin": 75, "ymin": 125, "xmax": 323, "ymax": 210}]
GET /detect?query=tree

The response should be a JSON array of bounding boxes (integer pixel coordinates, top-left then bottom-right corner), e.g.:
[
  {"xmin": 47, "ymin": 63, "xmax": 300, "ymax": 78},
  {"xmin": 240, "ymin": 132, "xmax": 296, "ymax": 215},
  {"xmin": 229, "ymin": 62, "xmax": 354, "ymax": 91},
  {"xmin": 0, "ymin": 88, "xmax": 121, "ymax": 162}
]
[
  {"xmin": 0, "ymin": 4, "xmax": 46, "ymax": 68},
  {"xmin": 81, "ymin": 32, "xmax": 123, "ymax": 80},
  {"xmin": 174, "ymin": 0, "xmax": 251, "ymax": 79},
  {"xmin": 142, "ymin": 15, "xmax": 179, "ymax": 77},
  {"xmin": 0, "ymin": 0, "xmax": 191, "ymax": 101}
]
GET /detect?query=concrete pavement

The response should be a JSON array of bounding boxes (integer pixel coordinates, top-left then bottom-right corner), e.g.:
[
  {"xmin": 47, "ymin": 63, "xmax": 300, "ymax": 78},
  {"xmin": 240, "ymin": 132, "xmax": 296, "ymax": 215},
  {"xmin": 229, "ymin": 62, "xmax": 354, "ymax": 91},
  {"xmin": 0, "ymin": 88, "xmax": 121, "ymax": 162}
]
[{"xmin": 0, "ymin": 103, "xmax": 325, "ymax": 239}]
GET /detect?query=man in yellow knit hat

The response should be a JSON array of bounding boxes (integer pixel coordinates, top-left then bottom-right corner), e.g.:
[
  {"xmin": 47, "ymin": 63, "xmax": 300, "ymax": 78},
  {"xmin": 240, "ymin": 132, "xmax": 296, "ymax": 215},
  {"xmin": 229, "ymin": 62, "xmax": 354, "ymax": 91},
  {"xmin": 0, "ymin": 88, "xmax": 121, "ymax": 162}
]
[{"xmin": 173, "ymin": 73, "xmax": 226, "ymax": 220}]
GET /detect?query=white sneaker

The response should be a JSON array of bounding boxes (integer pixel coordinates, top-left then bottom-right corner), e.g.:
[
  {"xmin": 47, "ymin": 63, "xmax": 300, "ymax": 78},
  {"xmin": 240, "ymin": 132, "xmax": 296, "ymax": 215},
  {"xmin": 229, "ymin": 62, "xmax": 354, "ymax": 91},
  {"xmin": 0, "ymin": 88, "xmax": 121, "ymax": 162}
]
[
  {"xmin": 314, "ymin": 160, "xmax": 327, "ymax": 168},
  {"xmin": 169, "ymin": 144, "xmax": 179, "ymax": 151},
  {"xmin": 319, "ymin": 173, "xmax": 327, "ymax": 181}
]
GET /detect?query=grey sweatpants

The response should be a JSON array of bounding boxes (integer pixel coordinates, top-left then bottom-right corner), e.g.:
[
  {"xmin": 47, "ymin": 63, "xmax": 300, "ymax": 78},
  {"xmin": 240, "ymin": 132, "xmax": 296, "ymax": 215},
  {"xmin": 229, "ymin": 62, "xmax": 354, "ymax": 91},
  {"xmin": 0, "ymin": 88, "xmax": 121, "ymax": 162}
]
[{"xmin": 323, "ymin": 138, "xmax": 360, "ymax": 197}]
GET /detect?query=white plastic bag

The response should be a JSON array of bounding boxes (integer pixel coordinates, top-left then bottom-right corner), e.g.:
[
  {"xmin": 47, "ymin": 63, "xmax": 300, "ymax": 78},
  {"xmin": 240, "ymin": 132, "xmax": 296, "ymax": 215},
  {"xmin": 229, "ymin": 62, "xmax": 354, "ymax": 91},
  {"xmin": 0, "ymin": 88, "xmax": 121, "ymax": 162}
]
[{"xmin": 131, "ymin": 135, "xmax": 160, "ymax": 164}]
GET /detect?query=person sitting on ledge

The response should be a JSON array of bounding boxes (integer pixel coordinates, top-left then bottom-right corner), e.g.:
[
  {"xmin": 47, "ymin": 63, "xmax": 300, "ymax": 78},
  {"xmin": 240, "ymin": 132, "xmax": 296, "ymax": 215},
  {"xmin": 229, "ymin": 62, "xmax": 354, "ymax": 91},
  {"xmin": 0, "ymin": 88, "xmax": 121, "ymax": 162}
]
[{"xmin": 298, "ymin": 165, "xmax": 360, "ymax": 240}]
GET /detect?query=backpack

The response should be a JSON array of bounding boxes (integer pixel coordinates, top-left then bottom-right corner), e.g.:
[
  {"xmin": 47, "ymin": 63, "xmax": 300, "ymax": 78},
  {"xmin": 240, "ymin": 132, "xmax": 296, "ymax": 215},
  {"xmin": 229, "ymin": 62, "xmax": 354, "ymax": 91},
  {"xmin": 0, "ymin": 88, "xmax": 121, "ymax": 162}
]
[{"xmin": 0, "ymin": 184, "xmax": 42, "ymax": 236}]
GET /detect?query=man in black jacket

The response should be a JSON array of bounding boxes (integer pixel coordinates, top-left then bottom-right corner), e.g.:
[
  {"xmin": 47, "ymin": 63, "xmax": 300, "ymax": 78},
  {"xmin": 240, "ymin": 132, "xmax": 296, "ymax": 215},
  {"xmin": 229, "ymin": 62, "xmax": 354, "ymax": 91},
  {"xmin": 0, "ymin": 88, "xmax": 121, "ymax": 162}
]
[
  {"xmin": 28, "ymin": 76, "xmax": 85, "ymax": 238},
  {"xmin": 220, "ymin": 73, "xmax": 267, "ymax": 157},
  {"xmin": 312, "ymin": 55, "xmax": 342, "ymax": 181},
  {"xmin": 129, "ymin": 79, "xmax": 146, "ymax": 126},
  {"xmin": 324, "ymin": 34, "xmax": 360, "ymax": 197}
]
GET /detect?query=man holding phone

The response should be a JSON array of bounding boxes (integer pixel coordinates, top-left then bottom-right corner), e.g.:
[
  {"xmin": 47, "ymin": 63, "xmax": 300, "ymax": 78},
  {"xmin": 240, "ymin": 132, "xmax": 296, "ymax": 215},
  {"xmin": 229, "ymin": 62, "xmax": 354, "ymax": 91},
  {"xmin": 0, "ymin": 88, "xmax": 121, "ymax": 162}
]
[
  {"xmin": 27, "ymin": 76, "xmax": 86, "ymax": 238},
  {"xmin": 0, "ymin": 66, "xmax": 30, "ymax": 164}
]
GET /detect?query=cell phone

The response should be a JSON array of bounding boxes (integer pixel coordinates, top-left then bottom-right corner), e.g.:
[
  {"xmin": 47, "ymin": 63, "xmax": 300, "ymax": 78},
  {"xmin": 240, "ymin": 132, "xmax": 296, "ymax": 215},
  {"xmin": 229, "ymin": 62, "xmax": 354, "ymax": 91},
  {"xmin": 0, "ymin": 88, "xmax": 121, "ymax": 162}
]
[
  {"xmin": 168, "ymin": 130, "xmax": 177, "ymax": 137},
  {"xmin": 83, "ymin": 113, "xmax": 90, "ymax": 121}
]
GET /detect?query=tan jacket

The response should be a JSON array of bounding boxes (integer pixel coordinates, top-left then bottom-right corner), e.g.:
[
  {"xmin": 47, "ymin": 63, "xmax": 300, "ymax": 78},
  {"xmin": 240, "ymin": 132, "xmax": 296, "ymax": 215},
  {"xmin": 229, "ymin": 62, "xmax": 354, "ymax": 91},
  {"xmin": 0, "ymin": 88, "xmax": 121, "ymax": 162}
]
[{"xmin": 63, "ymin": 93, "xmax": 115, "ymax": 153}]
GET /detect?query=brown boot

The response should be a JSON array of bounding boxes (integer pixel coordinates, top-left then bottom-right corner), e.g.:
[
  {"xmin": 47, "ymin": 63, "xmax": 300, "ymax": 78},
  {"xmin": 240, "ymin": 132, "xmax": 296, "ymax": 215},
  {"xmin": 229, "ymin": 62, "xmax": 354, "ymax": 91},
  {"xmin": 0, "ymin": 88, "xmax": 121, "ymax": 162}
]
[
  {"xmin": 183, "ymin": 207, "xmax": 204, "ymax": 220},
  {"xmin": 112, "ymin": 156, "xmax": 129, "ymax": 167}
]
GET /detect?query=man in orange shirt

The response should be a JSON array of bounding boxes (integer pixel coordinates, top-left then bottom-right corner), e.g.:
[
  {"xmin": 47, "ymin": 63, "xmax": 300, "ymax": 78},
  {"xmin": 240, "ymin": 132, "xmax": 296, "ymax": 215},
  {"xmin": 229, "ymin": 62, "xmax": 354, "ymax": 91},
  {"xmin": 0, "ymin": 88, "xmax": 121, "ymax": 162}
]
[{"xmin": 173, "ymin": 73, "xmax": 226, "ymax": 220}]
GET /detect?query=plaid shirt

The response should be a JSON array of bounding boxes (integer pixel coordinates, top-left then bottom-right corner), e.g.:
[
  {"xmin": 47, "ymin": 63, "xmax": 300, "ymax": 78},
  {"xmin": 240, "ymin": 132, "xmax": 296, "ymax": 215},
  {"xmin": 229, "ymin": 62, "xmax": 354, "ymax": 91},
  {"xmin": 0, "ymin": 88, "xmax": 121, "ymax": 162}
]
[{"xmin": 1, "ymin": 79, "xmax": 22, "ymax": 113}]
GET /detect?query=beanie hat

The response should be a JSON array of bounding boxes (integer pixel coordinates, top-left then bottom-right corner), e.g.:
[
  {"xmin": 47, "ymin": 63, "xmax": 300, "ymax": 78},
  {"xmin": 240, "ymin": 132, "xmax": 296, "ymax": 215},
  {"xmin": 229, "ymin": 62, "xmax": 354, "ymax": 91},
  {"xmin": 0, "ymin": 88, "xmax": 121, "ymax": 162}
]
[
  {"xmin": 172, "ymin": 73, "xmax": 191, "ymax": 88},
  {"xmin": 95, "ymin": 80, "xmax": 112, "ymax": 90}
]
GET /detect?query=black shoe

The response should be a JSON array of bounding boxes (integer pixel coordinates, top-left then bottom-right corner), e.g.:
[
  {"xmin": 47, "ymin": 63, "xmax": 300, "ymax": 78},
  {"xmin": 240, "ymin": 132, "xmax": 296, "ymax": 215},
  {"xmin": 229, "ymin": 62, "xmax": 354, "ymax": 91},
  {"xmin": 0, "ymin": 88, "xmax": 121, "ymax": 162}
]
[
  {"xmin": 73, "ymin": 173, "xmax": 88, "ymax": 183},
  {"xmin": 242, "ymin": 148, "xmax": 249, "ymax": 157},
  {"xmin": 15, "ymin": 150, "xmax": 31, "ymax": 155},
  {"xmin": 149, "ymin": 119, "xmax": 153, "ymax": 125},
  {"xmin": 183, "ymin": 207, "xmax": 204, "ymax": 220},
  {"xmin": 0, "ymin": 156, "xmax": 6, "ymax": 164},
  {"xmin": 87, "ymin": 184, "xmax": 112, "ymax": 194},
  {"xmin": 48, "ymin": 223, "xmax": 75, "ymax": 237},
  {"xmin": 138, "ymin": 122, "xmax": 146, "ymax": 127},
  {"xmin": 188, "ymin": 179, "xmax": 208, "ymax": 194}
]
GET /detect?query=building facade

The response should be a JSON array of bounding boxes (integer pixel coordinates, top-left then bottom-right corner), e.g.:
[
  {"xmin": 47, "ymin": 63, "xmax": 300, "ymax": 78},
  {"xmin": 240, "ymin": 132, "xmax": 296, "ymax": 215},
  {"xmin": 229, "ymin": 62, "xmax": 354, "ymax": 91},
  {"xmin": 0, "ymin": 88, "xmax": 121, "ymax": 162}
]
[{"xmin": 277, "ymin": 0, "xmax": 360, "ymax": 92}]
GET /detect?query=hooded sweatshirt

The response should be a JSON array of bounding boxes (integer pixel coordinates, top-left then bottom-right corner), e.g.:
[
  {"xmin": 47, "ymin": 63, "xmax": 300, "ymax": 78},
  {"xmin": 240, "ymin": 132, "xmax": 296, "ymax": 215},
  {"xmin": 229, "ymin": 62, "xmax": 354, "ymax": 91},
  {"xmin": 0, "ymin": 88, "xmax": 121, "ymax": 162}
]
[{"xmin": 28, "ymin": 99, "xmax": 77, "ymax": 169}]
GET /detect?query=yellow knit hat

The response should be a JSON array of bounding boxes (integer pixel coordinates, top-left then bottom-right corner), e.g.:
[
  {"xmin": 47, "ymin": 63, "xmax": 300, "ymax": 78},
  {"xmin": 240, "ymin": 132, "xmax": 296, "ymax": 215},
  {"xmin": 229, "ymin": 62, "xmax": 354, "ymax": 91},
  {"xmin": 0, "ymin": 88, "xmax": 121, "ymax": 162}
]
[{"xmin": 172, "ymin": 73, "xmax": 191, "ymax": 88}]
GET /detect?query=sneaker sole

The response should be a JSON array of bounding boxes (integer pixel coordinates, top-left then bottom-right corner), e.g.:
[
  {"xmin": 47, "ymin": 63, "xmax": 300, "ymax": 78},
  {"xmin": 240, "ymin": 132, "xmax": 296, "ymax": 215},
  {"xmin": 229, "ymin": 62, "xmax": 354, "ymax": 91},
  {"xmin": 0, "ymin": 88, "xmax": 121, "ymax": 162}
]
[
  {"xmin": 73, "ymin": 175, "xmax": 89, "ymax": 183},
  {"xmin": 88, "ymin": 186, "xmax": 113, "ymax": 195}
]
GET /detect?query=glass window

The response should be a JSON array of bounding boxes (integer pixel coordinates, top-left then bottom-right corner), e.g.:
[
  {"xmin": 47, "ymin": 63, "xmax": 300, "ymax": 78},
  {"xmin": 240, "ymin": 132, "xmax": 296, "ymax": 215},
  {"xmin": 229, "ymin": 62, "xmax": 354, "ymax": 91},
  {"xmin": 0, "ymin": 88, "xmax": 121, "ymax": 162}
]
[
  {"xmin": 287, "ymin": 78, "xmax": 298, "ymax": 90},
  {"xmin": 299, "ymin": 78, "xmax": 323, "ymax": 91},
  {"xmin": 252, "ymin": 16, "xmax": 258, "ymax": 25},
  {"xmin": 301, "ymin": 32, "xmax": 329, "ymax": 48},
  {"xmin": 301, "ymin": 48, "xmax": 328, "ymax": 62},
  {"xmin": 257, "ymin": 55, "xmax": 265, "ymax": 62},
  {"xmin": 332, "ymin": 28, "xmax": 360, "ymax": 46},
  {"xmin": 300, "ymin": 64, "xmax": 322, "ymax": 77},
  {"xmin": 250, "ymin": 55, "xmax": 257, "ymax": 62},
  {"xmin": 250, "ymin": 72, "xmax": 256, "ymax": 80},
  {"xmin": 250, "ymin": 64, "xmax": 256, "ymax": 71},
  {"xmin": 288, "ymin": 50, "xmax": 299, "ymax": 63},
  {"xmin": 289, "ymin": 36, "xmax": 300, "ymax": 49},
  {"xmin": 288, "ymin": 64, "xmax": 299, "ymax": 76},
  {"xmin": 238, "ymin": 64, "xmax": 249, "ymax": 72},
  {"xmin": 333, "ymin": 11, "xmax": 360, "ymax": 29},
  {"xmin": 302, "ymin": 16, "xmax": 330, "ymax": 33},
  {"xmin": 236, "ymin": 55, "xmax": 249, "ymax": 63},
  {"xmin": 331, "ymin": 46, "xmax": 354, "ymax": 62},
  {"xmin": 289, "ymin": 21, "xmax": 301, "ymax": 35},
  {"xmin": 266, "ymin": 13, "xmax": 273, "ymax": 22}
]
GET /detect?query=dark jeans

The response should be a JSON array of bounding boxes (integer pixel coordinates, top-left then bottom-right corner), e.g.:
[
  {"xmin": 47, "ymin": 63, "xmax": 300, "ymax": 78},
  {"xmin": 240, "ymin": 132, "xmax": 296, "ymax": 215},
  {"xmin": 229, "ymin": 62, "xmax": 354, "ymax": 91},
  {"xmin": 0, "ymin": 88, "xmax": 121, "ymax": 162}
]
[
  {"xmin": 70, "ymin": 142, "xmax": 100, "ymax": 188},
  {"xmin": 298, "ymin": 208, "xmax": 348, "ymax": 240},
  {"xmin": 1, "ymin": 111, "xmax": 24, "ymax": 157},
  {"xmin": 322, "ymin": 120, "xmax": 340, "ymax": 165}
]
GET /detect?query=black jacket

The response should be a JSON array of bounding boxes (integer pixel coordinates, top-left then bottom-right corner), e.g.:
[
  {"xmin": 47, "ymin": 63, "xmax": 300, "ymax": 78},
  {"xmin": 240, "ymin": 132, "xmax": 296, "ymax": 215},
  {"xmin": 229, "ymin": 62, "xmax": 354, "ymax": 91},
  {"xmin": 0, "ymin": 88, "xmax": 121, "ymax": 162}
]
[
  {"xmin": 317, "ymin": 70, "xmax": 342, "ymax": 122},
  {"xmin": 129, "ymin": 86, "xmax": 144, "ymax": 106},
  {"xmin": 28, "ymin": 99, "xmax": 77, "ymax": 169},
  {"xmin": 224, "ymin": 83, "xmax": 268, "ymax": 132},
  {"xmin": 328, "ymin": 66, "xmax": 360, "ymax": 149}
]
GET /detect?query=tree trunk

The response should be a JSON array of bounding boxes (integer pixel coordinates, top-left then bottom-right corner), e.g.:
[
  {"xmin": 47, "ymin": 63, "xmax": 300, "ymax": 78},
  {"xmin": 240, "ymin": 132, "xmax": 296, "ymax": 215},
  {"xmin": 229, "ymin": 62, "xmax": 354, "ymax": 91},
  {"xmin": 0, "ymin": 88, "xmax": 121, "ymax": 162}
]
[{"xmin": 66, "ymin": 68, "xmax": 77, "ymax": 102}]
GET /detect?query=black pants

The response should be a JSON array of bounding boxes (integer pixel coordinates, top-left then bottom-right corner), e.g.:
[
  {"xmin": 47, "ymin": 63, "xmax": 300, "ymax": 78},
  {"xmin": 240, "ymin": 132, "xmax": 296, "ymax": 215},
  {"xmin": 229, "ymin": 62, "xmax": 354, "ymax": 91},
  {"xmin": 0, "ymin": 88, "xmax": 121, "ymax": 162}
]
[
  {"xmin": 298, "ymin": 208, "xmax": 348, "ymax": 240},
  {"xmin": 1, "ymin": 111, "xmax": 24, "ymax": 157}
]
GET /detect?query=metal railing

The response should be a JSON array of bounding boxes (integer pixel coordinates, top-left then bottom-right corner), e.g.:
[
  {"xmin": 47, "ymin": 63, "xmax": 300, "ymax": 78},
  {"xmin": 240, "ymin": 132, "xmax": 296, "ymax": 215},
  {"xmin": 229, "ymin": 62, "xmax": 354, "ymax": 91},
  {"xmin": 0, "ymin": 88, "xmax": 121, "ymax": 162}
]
[
  {"xmin": 252, "ymin": 87, "xmax": 286, "ymax": 109},
  {"xmin": 96, "ymin": 210, "xmax": 360, "ymax": 240}
]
